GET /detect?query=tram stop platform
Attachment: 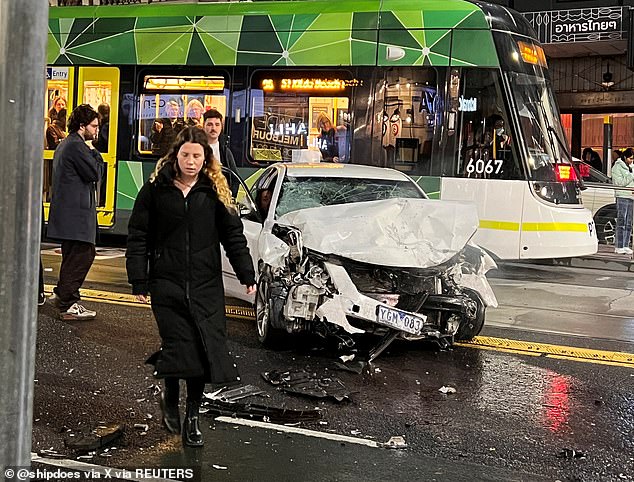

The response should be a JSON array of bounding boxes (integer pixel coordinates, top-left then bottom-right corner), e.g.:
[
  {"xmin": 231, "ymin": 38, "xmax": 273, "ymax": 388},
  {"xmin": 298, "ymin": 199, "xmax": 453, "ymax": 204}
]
[{"xmin": 530, "ymin": 244, "xmax": 634, "ymax": 272}]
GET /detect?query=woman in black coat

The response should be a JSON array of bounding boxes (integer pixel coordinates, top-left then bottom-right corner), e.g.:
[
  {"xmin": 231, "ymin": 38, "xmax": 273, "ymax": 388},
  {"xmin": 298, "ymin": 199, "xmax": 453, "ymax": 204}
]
[{"xmin": 126, "ymin": 127, "xmax": 256, "ymax": 447}]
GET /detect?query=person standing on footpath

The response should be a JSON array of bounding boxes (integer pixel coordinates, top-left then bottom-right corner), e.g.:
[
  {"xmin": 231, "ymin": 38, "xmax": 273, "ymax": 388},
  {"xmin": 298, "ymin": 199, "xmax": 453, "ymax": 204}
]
[
  {"xmin": 126, "ymin": 127, "xmax": 256, "ymax": 448},
  {"xmin": 611, "ymin": 147, "xmax": 634, "ymax": 255},
  {"xmin": 48, "ymin": 104, "xmax": 105, "ymax": 320}
]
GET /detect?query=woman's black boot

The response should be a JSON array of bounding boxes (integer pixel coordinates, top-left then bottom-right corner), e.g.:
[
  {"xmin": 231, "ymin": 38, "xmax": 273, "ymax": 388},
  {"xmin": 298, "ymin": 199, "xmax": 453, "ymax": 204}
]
[
  {"xmin": 160, "ymin": 378, "xmax": 181, "ymax": 434},
  {"xmin": 182, "ymin": 401, "xmax": 204, "ymax": 447}
]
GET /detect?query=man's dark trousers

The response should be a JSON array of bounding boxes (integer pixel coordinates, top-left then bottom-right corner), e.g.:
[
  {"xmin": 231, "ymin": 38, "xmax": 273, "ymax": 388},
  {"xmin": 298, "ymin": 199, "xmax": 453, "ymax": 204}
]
[{"xmin": 54, "ymin": 240, "xmax": 96, "ymax": 311}]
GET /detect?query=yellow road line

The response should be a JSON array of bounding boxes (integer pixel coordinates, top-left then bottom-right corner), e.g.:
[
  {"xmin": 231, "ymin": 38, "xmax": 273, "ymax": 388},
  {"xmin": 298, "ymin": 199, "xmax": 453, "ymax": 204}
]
[
  {"xmin": 46, "ymin": 285, "xmax": 634, "ymax": 368},
  {"xmin": 457, "ymin": 336, "xmax": 634, "ymax": 369}
]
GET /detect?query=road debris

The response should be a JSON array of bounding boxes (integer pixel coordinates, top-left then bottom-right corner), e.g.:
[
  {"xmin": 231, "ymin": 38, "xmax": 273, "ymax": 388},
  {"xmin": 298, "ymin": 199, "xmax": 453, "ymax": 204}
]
[
  {"xmin": 65, "ymin": 423, "xmax": 123, "ymax": 452},
  {"xmin": 201, "ymin": 398, "xmax": 321, "ymax": 424},
  {"xmin": 262, "ymin": 369, "xmax": 350, "ymax": 402},
  {"xmin": 557, "ymin": 448, "xmax": 587, "ymax": 460},
  {"xmin": 379, "ymin": 436, "xmax": 408, "ymax": 449},
  {"xmin": 438, "ymin": 386, "xmax": 457, "ymax": 394},
  {"xmin": 204, "ymin": 384, "xmax": 265, "ymax": 402}
]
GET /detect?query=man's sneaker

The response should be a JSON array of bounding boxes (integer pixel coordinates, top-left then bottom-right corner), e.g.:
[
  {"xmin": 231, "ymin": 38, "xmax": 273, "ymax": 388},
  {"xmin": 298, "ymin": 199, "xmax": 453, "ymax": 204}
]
[
  {"xmin": 615, "ymin": 247, "xmax": 633, "ymax": 255},
  {"xmin": 624, "ymin": 247, "xmax": 633, "ymax": 255},
  {"xmin": 48, "ymin": 293, "xmax": 61, "ymax": 309},
  {"xmin": 38, "ymin": 293, "xmax": 46, "ymax": 306},
  {"xmin": 60, "ymin": 303, "xmax": 96, "ymax": 321}
]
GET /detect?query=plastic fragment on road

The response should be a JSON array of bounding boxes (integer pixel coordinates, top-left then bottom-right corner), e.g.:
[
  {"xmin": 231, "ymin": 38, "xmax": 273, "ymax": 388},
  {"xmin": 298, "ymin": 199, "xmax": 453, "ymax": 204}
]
[
  {"xmin": 333, "ymin": 360, "xmax": 366, "ymax": 374},
  {"xmin": 261, "ymin": 369, "xmax": 351, "ymax": 402},
  {"xmin": 133, "ymin": 424, "xmax": 149, "ymax": 431},
  {"xmin": 213, "ymin": 465, "xmax": 228, "ymax": 470},
  {"xmin": 379, "ymin": 436, "xmax": 408, "ymax": 449},
  {"xmin": 37, "ymin": 449, "xmax": 66, "ymax": 459},
  {"xmin": 438, "ymin": 386, "xmax": 456, "ymax": 394},
  {"xmin": 340, "ymin": 354, "xmax": 355, "ymax": 363},
  {"xmin": 557, "ymin": 448, "xmax": 587, "ymax": 459},
  {"xmin": 201, "ymin": 398, "xmax": 321, "ymax": 424},
  {"xmin": 204, "ymin": 384, "xmax": 265, "ymax": 402},
  {"xmin": 64, "ymin": 422, "xmax": 123, "ymax": 452}
]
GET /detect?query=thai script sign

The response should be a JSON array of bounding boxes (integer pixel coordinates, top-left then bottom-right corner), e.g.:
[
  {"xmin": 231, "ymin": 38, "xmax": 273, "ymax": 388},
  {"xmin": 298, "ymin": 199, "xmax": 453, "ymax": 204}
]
[{"xmin": 524, "ymin": 7, "xmax": 626, "ymax": 44}]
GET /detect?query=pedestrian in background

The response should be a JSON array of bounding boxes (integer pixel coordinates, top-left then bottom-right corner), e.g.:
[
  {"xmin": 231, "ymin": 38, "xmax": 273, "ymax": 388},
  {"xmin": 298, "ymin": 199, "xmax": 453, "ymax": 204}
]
[
  {"xmin": 48, "ymin": 104, "xmax": 105, "ymax": 320},
  {"xmin": 202, "ymin": 108, "xmax": 240, "ymax": 196},
  {"xmin": 582, "ymin": 147, "xmax": 603, "ymax": 172},
  {"xmin": 611, "ymin": 147, "xmax": 634, "ymax": 255},
  {"xmin": 92, "ymin": 103, "xmax": 110, "ymax": 153},
  {"xmin": 126, "ymin": 127, "xmax": 256, "ymax": 447},
  {"xmin": 46, "ymin": 108, "xmax": 67, "ymax": 150}
]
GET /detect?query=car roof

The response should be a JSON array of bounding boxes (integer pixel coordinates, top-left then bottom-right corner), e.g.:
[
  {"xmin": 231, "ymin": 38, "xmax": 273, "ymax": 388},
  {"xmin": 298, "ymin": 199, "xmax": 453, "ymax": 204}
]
[{"xmin": 277, "ymin": 162, "xmax": 412, "ymax": 181}]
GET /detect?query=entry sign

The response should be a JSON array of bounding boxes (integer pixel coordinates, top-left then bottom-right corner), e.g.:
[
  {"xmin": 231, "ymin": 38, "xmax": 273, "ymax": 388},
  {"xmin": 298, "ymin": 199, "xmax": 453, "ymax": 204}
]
[{"xmin": 46, "ymin": 67, "xmax": 69, "ymax": 80}]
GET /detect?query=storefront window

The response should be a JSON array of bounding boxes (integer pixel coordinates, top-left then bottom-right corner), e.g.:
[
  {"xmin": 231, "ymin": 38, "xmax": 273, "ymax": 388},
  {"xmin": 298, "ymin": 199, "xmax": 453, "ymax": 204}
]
[{"xmin": 249, "ymin": 72, "xmax": 354, "ymax": 163}]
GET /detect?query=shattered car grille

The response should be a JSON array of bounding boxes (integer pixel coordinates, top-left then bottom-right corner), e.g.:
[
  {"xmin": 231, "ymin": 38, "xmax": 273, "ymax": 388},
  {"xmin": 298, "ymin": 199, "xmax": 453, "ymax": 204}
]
[{"xmin": 340, "ymin": 260, "xmax": 439, "ymax": 312}]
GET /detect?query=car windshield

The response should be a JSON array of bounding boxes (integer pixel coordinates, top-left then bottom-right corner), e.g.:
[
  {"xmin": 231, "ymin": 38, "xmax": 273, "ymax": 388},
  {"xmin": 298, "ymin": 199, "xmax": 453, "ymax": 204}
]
[{"xmin": 275, "ymin": 176, "xmax": 425, "ymax": 217}]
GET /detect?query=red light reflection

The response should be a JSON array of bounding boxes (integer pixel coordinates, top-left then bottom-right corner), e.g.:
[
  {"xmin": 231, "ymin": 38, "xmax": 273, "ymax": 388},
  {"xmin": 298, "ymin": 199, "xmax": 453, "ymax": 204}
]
[{"xmin": 543, "ymin": 375, "xmax": 570, "ymax": 433}]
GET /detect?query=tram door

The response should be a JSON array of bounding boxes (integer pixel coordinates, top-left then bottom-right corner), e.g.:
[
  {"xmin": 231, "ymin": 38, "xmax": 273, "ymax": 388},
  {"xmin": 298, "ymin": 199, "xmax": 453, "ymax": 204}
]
[
  {"xmin": 43, "ymin": 66, "xmax": 119, "ymax": 229},
  {"xmin": 77, "ymin": 67, "xmax": 119, "ymax": 228}
]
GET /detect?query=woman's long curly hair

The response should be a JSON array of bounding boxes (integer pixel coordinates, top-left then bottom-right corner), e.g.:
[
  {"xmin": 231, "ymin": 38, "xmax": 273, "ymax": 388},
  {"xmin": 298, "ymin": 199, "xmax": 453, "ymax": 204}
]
[{"xmin": 150, "ymin": 126, "xmax": 234, "ymax": 211}]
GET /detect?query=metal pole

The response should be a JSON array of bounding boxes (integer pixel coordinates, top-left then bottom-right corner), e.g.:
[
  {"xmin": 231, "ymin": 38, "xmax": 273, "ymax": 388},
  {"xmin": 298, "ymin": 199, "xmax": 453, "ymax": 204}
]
[
  {"xmin": 603, "ymin": 115, "xmax": 613, "ymax": 176},
  {"xmin": 0, "ymin": 0, "xmax": 49, "ymax": 473}
]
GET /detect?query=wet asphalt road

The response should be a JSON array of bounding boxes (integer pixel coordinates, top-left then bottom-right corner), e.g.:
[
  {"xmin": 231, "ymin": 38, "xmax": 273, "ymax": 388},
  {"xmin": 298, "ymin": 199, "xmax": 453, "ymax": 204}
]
[{"xmin": 31, "ymin": 250, "xmax": 634, "ymax": 481}]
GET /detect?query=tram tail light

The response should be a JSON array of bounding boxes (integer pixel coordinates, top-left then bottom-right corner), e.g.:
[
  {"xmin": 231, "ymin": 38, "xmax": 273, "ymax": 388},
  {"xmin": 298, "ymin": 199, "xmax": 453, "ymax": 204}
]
[{"xmin": 554, "ymin": 164, "xmax": 576, "ymax": 182}]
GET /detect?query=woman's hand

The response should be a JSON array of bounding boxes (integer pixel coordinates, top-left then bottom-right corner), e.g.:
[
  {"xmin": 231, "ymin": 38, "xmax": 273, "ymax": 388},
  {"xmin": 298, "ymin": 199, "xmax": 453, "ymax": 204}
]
[
  {"xmin": 135, "ymin": 294, "xmax": 149, "ymax": 303},
  {"xmin": 245, "ymin": 285, "xmax": 256, "ymax": 295}
]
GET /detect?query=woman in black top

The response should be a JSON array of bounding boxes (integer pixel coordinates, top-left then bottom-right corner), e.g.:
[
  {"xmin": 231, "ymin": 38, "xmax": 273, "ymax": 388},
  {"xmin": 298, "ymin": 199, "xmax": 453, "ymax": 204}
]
[{"xmin": 126, "ymin": 127, "xmax": 256, "ymax": 447}]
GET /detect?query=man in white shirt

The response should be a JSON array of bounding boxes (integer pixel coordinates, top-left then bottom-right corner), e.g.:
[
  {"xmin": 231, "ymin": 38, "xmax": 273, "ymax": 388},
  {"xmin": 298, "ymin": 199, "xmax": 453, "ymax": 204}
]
[{"xmin": 202, "ymin": 108, "xmax": 239, "ymax": 195}]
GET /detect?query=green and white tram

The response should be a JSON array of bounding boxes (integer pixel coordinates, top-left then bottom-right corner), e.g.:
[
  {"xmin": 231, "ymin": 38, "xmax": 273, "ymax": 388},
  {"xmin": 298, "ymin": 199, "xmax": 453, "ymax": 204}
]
[{"xmin": 45, "ymin": 0, "xmax": 597, "ymax": 259}]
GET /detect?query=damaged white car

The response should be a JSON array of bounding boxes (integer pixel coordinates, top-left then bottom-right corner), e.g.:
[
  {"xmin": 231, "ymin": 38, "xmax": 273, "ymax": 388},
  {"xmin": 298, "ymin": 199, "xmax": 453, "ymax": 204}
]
[{"xmin": 222, "ymin": 163, "xmax": 497, "ymax": 359}]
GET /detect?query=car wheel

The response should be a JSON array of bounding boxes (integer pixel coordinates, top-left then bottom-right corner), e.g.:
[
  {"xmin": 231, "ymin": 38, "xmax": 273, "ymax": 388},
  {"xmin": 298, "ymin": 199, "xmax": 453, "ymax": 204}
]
[
  {"xmin": 594, "ymin": 204, "xmax": 617, "ymax": 246},
  {"xmin": 255, "ymin": 273, "xmax": 286, "ymax": 346},
  {"xmin": 455, "ymin": 289, "xmax": 486, "ymax": 341}
]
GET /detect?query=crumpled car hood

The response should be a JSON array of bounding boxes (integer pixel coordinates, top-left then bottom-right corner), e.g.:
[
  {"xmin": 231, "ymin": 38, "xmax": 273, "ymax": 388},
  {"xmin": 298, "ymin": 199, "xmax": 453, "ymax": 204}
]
[{"xmin": 275, "ymin": 198, "xmax": 480, "ymax": 269}]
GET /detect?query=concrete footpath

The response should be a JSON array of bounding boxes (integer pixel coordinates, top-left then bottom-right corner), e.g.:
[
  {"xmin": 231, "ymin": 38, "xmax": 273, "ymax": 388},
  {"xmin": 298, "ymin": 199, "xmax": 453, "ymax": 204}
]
[{"xmin": 527, "ymin": 244, "xmax": 634, "ymax": 272}]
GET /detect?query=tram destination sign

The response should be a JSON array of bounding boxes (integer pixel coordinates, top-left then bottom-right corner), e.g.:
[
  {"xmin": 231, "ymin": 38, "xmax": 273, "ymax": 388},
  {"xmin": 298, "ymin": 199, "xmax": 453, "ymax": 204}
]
[{"xmin": 524, "ymin": 7, "xmax": 627, "ymax": 44}]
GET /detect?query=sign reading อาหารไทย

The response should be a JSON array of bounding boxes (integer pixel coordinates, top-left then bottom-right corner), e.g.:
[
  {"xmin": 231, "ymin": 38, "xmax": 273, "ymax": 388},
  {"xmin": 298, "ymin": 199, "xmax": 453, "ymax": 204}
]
[{"xmin": 524, "ymin": 7, "xmax": 627, "ymax": 44}]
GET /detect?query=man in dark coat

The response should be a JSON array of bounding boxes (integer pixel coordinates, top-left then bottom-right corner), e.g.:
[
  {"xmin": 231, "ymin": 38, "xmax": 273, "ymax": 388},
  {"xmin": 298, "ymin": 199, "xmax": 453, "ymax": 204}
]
[
  {"xmin": 48, "ymin": 104, "xmax": 105, "ymax": 321},
  {"xmin": 126, "ymin": 127, "xmax": 255, "ymax": 447}
]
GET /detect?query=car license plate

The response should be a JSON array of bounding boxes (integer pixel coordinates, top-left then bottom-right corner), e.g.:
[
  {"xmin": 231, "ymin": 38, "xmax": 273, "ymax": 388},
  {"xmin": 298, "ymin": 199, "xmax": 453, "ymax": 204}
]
[{"xmin": 376, "ymin": 305, "xmax": 425, "ymax": 334}]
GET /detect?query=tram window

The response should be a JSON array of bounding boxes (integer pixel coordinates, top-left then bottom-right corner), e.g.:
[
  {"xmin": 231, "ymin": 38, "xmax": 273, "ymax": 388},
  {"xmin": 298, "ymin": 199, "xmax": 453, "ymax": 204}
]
[
  {"xmin": 82, "ymin": 80, "xmax": 112, "ymax": 155},
  {"xmin": 456, "ymin": 69, "xmax": 520, "ymax": 180},
  {"xmin": 45, "ymin": 71, "xmax": 71, "ymax": 152},
  {"xmin": 249, "ymin": 72, "xmax": 354, "ymax": 164},
  {"xmin": 372, "ymin": 67, "xmax": 438, "ymax": 175},
  {"xmin": 44, "ymin": 67, "xmax": 72, "ymax": 202},
  {"xmin": 136, "ymin": 92, "xmax": 227, "ymax": 156}
]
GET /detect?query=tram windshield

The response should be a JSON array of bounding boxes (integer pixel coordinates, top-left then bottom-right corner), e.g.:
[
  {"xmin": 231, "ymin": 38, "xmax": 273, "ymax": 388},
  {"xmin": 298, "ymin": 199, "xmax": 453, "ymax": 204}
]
[{"xmin": 510, "ymin": 71, "xmax": 572, "ymax": 181}]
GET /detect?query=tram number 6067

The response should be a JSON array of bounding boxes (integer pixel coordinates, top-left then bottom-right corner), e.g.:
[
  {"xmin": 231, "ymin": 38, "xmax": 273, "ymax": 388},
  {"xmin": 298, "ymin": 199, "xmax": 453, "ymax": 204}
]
[{"xmin": 465, "ymin": 158, "xmax": 503, "ymax": 176}]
